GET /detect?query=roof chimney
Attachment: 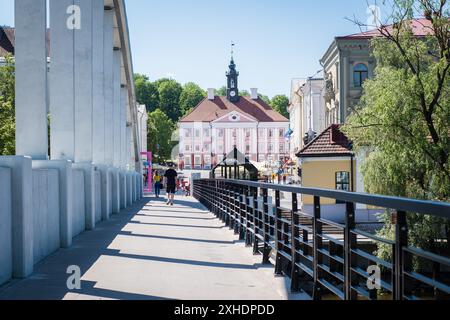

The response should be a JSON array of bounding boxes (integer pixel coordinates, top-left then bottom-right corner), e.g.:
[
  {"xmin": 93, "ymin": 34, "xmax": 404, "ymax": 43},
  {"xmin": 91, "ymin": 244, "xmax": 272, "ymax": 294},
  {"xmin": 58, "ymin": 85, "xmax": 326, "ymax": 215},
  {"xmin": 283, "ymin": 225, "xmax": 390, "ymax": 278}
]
[
  {"xmin": 207, "ymin": 88, "xmax": 215, "ymax": 100},
  {"xmin": 251, "ymin": 88, "xmax": 258, "ymax": 100}
]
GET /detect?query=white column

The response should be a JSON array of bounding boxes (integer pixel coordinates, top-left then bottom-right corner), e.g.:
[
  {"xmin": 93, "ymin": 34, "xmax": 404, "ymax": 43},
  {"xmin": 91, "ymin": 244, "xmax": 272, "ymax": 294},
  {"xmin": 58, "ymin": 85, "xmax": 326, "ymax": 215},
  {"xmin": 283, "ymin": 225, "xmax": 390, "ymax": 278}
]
[
  {"xmin": 92, "ymin": 0, "xmax": 105, "ymax": 165},
  {"xmin": 103, "ymin": 8, "xmax": 115, "ymax": 167},
  {"xmin": 113, "ymin": 50, "xmax": 122, "ymax": 168},
  {"xmin": 14, "ymin": 0, "xmax": 48, "ymax": 160},
  {"xmin": 50, "ymin": 0, "xmax": 75, "ymax": 161},
  {"xmin": 121, "ymin": 87, "xmax": 128, "ymax": 169}
]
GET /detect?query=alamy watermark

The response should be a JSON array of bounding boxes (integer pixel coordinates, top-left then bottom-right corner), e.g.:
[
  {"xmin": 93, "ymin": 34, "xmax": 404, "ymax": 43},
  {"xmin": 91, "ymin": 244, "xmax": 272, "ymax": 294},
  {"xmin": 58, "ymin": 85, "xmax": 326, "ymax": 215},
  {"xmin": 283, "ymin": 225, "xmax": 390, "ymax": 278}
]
[
  {"xmin": 66, "ymin": 265, "xmax": 81, "ymax": 290},
  {"xmin": 66, "ymin": 5, "xmax": 81, "ymax": 30}
]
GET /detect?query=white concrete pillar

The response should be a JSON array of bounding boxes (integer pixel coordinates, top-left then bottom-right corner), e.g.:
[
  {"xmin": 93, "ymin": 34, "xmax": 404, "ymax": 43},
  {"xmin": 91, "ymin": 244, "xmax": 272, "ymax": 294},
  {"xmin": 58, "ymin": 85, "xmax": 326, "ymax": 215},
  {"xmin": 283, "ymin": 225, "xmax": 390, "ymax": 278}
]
[
  {"xmin": 14, "ymin": 0, "xmax": 48, "ymax": 160},
  {"xmin": 73, "ymin": 0, "xmax": 96, "ymax": 231},
  {"xmin": 92, "ymin": 0, "xmax": 105, "ymax": 165},
  {"xmin": 104, "ymin": 8, "xmax": 115, "ymax": 167},
  {"xmin": 50, "ymin": 0, "xmax": 75, "ymax": 161},
  {"xmin": 120, "ymin": 172, "xmax": 127, "ymax": 209},
  {"xmin": 121, "ymin": 87, "xmax": 128, "ymax": 169},
  {"xmin": 33, "ymin": 160, "xmax": 73, "ymax": 248},
  {"xmin": 113, "ymin": 50, "xmax": 122, "ymax": 169},
  {"xmin": 127, "ymin": 173, "xmax": 133, "ymax": 206},
  {"xmin": 111, "ymin": 169, "xmax": 120, "ymax": 214},
  {"xmin": 100, "ymin": 166, "xmax": 111, "ymax": 220},
  {"xmin": 0, "ymin": 157, "xmax": 33, "ymax": 278}
]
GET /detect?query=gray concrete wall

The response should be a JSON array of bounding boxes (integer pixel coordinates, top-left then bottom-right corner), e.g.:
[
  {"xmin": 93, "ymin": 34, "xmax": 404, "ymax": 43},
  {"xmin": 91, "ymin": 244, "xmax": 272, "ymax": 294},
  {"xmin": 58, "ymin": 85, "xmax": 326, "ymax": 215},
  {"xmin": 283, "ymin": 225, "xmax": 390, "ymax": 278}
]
[
  {"xmin": 72, "ymin": 169, "xmax": 86, "ymax": 237},
  {"xmin": 32, "ymin": 169, "xmax": 60, "ymax": 264},
  {"xmin": 0, "ymin": 168, "xmax": 12, "ymax": 285},
  {"xmin": 94, "ymin": 171, "xmax": 102, "ymax": 223}
]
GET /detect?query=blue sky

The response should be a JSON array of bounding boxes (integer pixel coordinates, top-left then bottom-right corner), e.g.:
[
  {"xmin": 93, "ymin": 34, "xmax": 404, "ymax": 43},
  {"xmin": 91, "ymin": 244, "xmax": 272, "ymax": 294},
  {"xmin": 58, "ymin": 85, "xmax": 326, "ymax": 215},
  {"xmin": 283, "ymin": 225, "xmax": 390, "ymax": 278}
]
[{"xmin": 0, "ymin": 0, "xmax": 384, "ymax": 97}]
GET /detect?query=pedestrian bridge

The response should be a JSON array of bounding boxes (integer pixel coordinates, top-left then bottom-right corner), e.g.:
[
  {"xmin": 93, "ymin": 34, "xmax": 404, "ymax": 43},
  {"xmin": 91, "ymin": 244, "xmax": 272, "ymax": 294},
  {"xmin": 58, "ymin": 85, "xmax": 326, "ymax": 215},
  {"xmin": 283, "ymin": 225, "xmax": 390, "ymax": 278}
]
[{"xmin": 0, "ymin": 196, "xmax": 305, "ymax": 300}]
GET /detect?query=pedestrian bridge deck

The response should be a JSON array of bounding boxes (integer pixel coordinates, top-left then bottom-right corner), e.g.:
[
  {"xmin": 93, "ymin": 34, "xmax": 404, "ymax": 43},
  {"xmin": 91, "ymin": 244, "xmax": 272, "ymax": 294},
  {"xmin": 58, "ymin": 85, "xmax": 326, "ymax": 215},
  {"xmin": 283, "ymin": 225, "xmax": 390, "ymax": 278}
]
[{"xmin": 0, "ymin": 197, "xmax": 306, "ymax": 300}]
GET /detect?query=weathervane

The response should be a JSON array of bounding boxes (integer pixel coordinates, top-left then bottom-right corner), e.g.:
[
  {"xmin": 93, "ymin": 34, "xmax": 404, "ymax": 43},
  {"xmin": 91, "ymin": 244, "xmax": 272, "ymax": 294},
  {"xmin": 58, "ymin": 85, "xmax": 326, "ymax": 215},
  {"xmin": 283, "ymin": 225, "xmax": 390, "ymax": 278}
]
[{"xmin": 231, "ymin": 41, "xmax": 235, "ymax": 60}]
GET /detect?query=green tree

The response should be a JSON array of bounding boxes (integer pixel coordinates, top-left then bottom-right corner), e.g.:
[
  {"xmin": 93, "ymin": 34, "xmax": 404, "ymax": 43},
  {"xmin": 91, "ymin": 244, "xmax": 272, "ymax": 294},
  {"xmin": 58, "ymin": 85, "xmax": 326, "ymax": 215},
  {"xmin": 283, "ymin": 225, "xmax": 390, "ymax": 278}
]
[
  {"xmin": 270, "ymin": 94, "xmax": 289, "ymax": 118},
  {"xmin": 147, "ymin": 109, "xmax": 176, "ymax": 163},
  {"xmin": 134, "ymin": 73, "xmax": 159, "ymax": 112},
  {"xmin": 0, "ymin": 55, "xmax": 15, "ymax": 155},
  {"xmin": 216, "ymin": 86, "xmax": 227, "ymax": 96},
  {"xmin": 343, "ymin": 0, "xmax": 450, "ymax": 259},
  {"xmin": 156, "ymin": 79, "xmax": 183, "ymax": 121},
  {"xmin": 179, "ymin": 82, "xmax": 206, "ymax": 117},
  {"xmin": 258, "ymin": 94, "xmax": 271, "ymax": 105}
]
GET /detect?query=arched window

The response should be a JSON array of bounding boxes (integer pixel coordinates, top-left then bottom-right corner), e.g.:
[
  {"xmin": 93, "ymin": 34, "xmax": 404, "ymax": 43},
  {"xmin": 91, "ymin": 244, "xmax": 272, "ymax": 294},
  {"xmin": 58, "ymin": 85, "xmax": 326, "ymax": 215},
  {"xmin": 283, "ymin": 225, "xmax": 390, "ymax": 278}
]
[{"xmin": 353, "ymin": 63, "xmax": 368, "ymax": 87}]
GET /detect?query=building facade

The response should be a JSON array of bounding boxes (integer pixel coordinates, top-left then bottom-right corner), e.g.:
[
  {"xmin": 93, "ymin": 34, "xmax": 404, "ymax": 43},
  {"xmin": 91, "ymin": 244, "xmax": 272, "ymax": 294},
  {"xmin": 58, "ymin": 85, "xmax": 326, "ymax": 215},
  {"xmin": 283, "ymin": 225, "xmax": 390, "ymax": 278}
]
[{"xmin": 178, "ymin": 58, "xmax": 290, "ymax": 170}]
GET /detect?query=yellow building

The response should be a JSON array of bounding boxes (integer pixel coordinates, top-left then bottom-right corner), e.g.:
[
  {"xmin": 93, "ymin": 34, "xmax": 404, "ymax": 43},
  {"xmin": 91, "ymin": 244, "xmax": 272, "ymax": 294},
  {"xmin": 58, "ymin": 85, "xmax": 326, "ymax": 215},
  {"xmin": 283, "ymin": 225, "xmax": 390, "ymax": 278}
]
[{"xmin": 296, "ymin": 125, "xmax": 355, "ymax": 206}]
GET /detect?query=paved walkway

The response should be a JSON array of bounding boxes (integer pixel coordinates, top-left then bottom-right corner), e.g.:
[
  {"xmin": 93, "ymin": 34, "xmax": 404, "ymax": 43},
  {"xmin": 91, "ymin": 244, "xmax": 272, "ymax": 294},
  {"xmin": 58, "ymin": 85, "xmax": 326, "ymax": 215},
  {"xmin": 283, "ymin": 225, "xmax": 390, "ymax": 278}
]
[{"xmin": 0, "ymin": 196, "xmax": 306, "ymax": 300}]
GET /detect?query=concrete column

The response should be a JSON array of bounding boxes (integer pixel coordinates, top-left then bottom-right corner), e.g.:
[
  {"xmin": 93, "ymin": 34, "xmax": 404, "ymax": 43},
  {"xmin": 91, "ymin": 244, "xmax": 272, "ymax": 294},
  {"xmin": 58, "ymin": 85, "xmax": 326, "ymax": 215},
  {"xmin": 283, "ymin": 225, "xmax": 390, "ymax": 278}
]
[
  {"xmin": 127, "ymin": 173, "xmax": 133, "ymax": 206},
  {"xmin": 111, "ymin": 169, "xmax": 120, "ymax": 214},
  {"xmin": 120, "ymin": 172, "xmax": 127, "ymax": 209},
  {"xmin": 0, "ymin": 157, "xmax": 33, "ymax": 278},
  {"xmin": 113, "ymin": 50, "xmax": 122, "ymax": 169},
  {"xmin": 14, "ymin": 0, "xmax": 48, "ymax": 160},
  {"xmin": 0, "ymin": 167, "xmax": 12, "ymax": 285},
  {"xmin": 72, "ymin": 0, "xmax": 96, "ymax": 230},
  {"xmin": 121, "ymin": 87, "xmax": 128, "ymax": 169},
  {"xmin": 92, "ymin": 0, "xmax": 105, "ymax": 165},
  {"xmin": 104, "ymin": 8, "xmax": 115, "ymax": 166},
  {"xmin": 99, "ymin": 166, "xmax": 111, "ymax": 220},
  {"xmin": 126, "ymin": 126, "xmax": 132, "ymax": 169},
  {"xmin": 33, "ymin": 160, "xmax": 73, "ymax": 248},
  {"xmin": 50, "ymin": 0, "xmax": 75, "ymax": 161}
]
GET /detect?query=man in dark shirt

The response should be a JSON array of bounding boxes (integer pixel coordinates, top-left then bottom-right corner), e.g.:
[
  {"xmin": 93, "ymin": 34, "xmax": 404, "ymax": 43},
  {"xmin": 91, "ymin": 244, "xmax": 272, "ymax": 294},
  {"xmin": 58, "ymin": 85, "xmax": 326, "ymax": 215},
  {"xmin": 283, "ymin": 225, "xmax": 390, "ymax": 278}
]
[{"xmin": 164, "ymin": 165, "xmax": 178, "ymax": 206}]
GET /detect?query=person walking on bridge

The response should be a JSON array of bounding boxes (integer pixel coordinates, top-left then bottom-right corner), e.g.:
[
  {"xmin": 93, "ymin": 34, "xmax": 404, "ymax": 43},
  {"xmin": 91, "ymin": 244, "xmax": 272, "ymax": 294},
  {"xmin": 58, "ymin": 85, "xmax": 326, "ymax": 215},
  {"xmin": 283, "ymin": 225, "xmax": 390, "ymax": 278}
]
[{"xmin": 164, "ymin": 164, "xmax": 178, "ymax": 206}]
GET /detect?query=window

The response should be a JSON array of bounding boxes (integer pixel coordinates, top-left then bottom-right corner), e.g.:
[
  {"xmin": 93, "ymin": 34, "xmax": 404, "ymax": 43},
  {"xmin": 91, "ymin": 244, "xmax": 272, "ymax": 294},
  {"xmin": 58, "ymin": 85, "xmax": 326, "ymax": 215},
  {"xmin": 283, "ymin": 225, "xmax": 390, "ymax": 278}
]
[
  {"xmin": 336, "ymin": 172, "xmax": 350, "ymax": 191},
  {"xmin": 204, "ymin": 129, "xmax": 210, "ymax": 137},
  {"xmin": 258, "ymin": 155, "xmax": 266, "ymax": 162},
  {"xmin": 246, "ymin": 129, "xmax": 251, "ymax": 138},
  {"xmin": 258, "ymin": 129, "xmax": 265, "ymax": 137},
  {"xmin": 268, "ymin": 144, "xmax": 274, "ymax": 153},
  {"xmin": 268, "ymin": 129, "xmax": 274, "ymax": 138},
  {"xmin": 203, "ymin": 143, "xmax": 210, "ymax": 152},
  {"xmin": 353, "ymin": 63, "xmax": 368, "ymax": 87},
  {"xmin": 185, "ymin": 129, "xmax": 191, "ymax": 138},
  {"xmin": 245, "ymin": 144, "xmax": 250, "ymax": 153},
  {"xmin": 195, "ymin": 145, "xmax": 201, "ymax": 152},
  {"xmin": 185, "ymin": 145, "xmax": 190, "ymax": 152},
  {"xmin": 184, "ymin": 156, "xmax": 191, "ymax": 165},
  {"xmin": 195, "ymin": 129, "xmax": 200, "ymax": 138},
  {"xmin": 232, "ymin": 129, "xmax": 237, "ymax": 138},
  {"xmin": 279, "ymin": 143, "xmax": 285, "ymax": 153},
  {"xmin": 218, "ymin": 129, "xmax": 224, "ymax": 138},
  {"xmin": 279, "ymin": 129, "xmax": 284, "ymax": 138}
]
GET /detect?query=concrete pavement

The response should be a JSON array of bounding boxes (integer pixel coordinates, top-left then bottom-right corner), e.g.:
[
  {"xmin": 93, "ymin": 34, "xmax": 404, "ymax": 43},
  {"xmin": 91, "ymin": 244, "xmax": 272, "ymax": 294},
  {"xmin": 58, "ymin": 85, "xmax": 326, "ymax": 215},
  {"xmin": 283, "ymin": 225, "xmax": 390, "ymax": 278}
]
[{"xmin": 0, "ymin": 196, "xmax": 307, "ymax": 300}]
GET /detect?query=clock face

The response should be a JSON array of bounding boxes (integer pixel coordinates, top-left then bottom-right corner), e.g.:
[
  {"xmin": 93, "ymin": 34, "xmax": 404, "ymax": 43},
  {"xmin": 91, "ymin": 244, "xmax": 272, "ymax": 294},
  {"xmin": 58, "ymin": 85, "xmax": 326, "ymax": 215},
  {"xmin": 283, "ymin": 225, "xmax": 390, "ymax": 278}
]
[{"xmin": 230, "ymin": 91, "xmax": 236, "ymax": 97}]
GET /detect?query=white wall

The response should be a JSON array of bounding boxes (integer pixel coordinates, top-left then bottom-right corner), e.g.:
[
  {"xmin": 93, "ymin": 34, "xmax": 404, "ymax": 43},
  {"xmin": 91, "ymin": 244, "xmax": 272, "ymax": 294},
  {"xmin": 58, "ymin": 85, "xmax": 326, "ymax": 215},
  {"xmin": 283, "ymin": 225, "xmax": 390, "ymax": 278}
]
[
  {"xmin": 72, "ymin": 169, "xmax": 86, "ymax": 237},
  {"xmin": 32, "ymin": 169, "xmax": 60, "ymax": 264},
  {"xmin": 0, "ymin": 168, "xmax": 12, "ymax": 286}
]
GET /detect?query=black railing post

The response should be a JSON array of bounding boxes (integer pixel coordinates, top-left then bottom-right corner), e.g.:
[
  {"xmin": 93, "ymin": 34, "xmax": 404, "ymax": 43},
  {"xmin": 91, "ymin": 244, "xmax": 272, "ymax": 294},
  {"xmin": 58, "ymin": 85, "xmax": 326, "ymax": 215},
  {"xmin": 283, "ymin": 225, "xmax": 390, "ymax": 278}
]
[
  {"xmin": 252, "ymin": 187, "xmax": 260, "ymax": 254},
  {"xmin": 262, "ymin": 188, "xmax": 271, "ymax": 264},
  {"xmin": 394, "ymin": 210, "xmax": 408, "ymax": 300},
  {"xmin": 291, "ymin": 192, "xmax": 300, "ymax": 293},
  {"xmin": 344, "ymin": 202, "xmax": 357, "ymax": 300},
  {"xmin": 312, "ymin": 196, "xmax": 322, "ymax": 300},
  {"xmin": 274, "ymin": 190, "xmax": 283, "ymax": 276},
  {"xmin": 245, "ymin": 186, "xmax": 253, "ymax": 247}
]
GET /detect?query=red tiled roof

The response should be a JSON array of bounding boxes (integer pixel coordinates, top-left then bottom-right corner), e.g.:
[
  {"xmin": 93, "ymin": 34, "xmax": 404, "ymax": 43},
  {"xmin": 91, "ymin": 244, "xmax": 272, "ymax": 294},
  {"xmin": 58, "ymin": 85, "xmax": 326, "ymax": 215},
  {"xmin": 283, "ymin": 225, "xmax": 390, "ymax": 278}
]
[
  {"xmin": 0, "ymin": 27, "xmax": 14, "ymax": 57},
  {"xmin": 337, "ymin": 18, "xmax": 433, "ymax": 40},
  {"xmin": 0, "ymin": 27, "xmax": 50, "ymax": 58},
  {"xmin": 179, "ymin": 96, "xmax": 289, "ymax": 123},
  {"xmin": 297, "ymin": 125, "xmax": 353, "ymax": 158}
]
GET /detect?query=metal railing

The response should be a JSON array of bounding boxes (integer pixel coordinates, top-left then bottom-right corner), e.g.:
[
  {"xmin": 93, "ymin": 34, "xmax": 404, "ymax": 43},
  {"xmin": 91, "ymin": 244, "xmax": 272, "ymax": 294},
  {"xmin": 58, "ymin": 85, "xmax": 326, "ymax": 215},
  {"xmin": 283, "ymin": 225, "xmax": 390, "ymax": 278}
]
[{"xmin": 193, "ymin": 179, "xmax": 450, "ymax": 300}]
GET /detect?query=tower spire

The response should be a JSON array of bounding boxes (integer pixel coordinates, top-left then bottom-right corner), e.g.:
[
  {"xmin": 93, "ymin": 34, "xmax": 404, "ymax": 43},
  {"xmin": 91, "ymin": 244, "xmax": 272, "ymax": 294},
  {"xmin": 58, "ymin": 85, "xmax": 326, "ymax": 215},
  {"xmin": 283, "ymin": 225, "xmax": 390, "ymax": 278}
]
[
  {"xmin": 231, "ymin": 41, "xmax": 235, "ymax": 62},
  {"xmin": 226, "ymin": 43, "xmax": 239, "ymax": 103}
]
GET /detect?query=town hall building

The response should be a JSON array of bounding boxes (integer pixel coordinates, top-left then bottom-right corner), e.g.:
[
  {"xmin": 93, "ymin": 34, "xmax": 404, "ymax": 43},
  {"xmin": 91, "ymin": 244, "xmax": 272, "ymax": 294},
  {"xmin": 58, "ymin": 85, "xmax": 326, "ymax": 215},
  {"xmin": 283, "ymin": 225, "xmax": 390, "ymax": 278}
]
[{"xmin": 178, "ymin": 58, "xmax": 289, "ymax": 170}]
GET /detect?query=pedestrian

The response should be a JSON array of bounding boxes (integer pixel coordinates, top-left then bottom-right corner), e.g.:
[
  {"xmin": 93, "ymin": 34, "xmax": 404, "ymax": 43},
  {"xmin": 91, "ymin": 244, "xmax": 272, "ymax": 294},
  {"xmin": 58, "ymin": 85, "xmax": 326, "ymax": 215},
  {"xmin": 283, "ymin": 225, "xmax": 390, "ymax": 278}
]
[
  {"xmin": 153, "ymin": 170, "xmax": 162, "ymax": 198},
  {"xmin": 164, "ymin": 164, "xmax": 178, "ymax": 206}
]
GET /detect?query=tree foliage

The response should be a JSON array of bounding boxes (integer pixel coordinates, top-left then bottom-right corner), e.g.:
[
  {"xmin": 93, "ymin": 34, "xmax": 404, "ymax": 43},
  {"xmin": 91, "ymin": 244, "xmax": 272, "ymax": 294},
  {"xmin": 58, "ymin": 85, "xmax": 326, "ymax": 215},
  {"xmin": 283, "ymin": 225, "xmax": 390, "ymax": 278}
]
[
  {"xmin": 179, "ymin": 82, "xmax": 206, "ymax": 117},
  {"xmin": 157, "ymin": 79, "xmax": 183, "ymax": 121},
  {"xmin": 0, "ymin": 55, "xmax": 15, "ymax": 155},
  {"xmin": 134, "ymin": 73, "xmax": 159, "ymax": 112},
  {"xmin": 343, "ymin": 0, "xmax": 450, "ymax": 258},
  {"xmin": 270, "ymin": 94, "xmax": 290, "ymax": 118},
  {"xmin": 147, "ymin": 109, "xmax": 175, "ymax": 162}
]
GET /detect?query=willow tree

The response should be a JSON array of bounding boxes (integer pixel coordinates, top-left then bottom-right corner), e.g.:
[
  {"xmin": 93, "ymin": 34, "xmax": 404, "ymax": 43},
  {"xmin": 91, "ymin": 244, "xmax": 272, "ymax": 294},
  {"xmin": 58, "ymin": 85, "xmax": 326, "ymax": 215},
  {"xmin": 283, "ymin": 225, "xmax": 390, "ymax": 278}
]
[{"xmin": 343, "ymin": 0, "xmax": 450, "ymax": 258}]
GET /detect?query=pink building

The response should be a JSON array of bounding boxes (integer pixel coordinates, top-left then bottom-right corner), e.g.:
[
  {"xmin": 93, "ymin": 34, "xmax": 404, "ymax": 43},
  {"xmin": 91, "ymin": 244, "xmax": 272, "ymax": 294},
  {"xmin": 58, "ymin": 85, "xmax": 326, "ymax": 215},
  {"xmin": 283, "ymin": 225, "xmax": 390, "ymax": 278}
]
[{"xmin": 178, "ymin": 58, "xmax": 289, "ymax": 170}]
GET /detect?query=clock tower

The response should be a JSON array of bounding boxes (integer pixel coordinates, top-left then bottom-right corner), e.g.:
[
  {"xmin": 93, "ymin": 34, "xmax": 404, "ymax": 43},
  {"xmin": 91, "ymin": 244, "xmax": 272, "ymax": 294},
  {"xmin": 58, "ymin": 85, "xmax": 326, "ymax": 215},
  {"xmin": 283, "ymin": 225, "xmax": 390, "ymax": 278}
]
[{"xmin": 226, "ymin": 57, "xmax": 240, "ymax": 103}]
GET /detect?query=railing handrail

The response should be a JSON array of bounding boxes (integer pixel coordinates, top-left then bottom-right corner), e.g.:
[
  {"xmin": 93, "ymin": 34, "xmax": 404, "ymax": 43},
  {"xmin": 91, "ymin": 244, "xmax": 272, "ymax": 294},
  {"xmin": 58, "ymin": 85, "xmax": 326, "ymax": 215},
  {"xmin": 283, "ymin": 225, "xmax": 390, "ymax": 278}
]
[{"xmin": 194, "ymin": 179, "xmax": 450, "ymax": 218}]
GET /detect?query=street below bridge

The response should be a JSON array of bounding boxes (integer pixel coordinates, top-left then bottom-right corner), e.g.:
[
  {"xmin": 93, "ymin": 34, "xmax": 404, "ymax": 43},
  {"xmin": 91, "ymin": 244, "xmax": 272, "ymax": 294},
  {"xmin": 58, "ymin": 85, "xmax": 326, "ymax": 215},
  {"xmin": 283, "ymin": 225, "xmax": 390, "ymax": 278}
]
[{"xmin": 0, "ymin": 197, "xmax": 306, "ymax": 300}]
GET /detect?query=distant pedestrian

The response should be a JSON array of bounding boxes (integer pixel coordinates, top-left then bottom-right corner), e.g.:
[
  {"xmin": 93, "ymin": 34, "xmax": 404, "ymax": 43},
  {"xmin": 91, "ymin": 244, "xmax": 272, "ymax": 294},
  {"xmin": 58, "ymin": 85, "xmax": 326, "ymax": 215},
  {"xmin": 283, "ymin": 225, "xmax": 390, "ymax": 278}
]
[
  {"xmin": 153, "ymin": 171, "xmax": 162, "ymax": 198},
  {"xmin": 164, "ymin": 164, "xmax": 178, "ymax": 206}
]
